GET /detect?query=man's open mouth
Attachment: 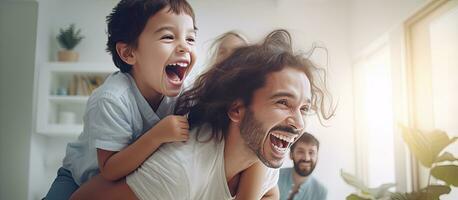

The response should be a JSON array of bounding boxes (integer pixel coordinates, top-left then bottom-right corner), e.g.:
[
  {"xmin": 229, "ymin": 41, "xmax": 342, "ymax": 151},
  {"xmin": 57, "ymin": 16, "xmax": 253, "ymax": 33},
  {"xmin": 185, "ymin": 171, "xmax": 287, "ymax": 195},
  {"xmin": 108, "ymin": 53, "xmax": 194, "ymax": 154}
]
[
  {"xmin": 165, "ymin": 62, "xmax": 188, "ymax": 82},
  {"xmin": 269, "ymin": 132, "xmax": 295, "ymax": 153}
]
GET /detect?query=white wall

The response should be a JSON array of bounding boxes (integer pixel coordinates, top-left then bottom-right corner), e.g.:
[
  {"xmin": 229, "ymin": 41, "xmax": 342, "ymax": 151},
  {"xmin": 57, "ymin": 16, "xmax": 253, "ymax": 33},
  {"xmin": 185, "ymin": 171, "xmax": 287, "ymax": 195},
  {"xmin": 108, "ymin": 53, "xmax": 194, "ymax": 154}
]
[
  {"xmin": 35, "ymin": 0, "xmax": 117, "ymax": 64},
  {"xmin": 350, "ymin": 0, "xmax": 427, "ymax": 57}
]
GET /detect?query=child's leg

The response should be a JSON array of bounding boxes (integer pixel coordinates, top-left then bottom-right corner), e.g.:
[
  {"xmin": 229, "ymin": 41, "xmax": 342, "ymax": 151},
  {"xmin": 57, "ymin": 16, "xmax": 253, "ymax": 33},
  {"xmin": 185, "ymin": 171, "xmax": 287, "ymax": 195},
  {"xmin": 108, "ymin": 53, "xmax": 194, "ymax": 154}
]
[
  {"xmin": 45, "ymin": 167, "xmax": 79, "ymax": 200},
  {"xmin": 70, "ymin": 175, "xmax": 137, "ymax": 200}
]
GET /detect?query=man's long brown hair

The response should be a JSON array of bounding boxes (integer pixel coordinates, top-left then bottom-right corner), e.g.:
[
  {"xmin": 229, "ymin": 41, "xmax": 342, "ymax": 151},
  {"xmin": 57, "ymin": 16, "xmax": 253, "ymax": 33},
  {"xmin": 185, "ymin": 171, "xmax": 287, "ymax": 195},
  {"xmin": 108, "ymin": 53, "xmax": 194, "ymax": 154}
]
[{"xmin": 175, "ymin": 29, "xmax": 335, "ymax": 141}]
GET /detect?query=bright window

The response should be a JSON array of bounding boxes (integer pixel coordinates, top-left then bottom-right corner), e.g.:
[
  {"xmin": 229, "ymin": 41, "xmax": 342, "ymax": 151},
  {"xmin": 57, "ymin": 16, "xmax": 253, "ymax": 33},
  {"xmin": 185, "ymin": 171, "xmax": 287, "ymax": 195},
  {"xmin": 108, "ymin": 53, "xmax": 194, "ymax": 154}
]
[{"xmin": 354, "ymin": 42, "xmax": 396, "ymax": 187}]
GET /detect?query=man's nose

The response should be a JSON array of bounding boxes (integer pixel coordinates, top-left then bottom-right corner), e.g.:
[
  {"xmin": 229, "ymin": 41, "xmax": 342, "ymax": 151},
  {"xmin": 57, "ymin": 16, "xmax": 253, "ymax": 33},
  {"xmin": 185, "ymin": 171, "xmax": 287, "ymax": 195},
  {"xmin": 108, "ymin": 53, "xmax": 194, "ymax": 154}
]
[
  {"xmin": 304, "ymin": 153, "xmax": 311, "ymax": 161},
  {"xmin": 287, "ymin": 110, "xmax": 305, "ymax": 131}
]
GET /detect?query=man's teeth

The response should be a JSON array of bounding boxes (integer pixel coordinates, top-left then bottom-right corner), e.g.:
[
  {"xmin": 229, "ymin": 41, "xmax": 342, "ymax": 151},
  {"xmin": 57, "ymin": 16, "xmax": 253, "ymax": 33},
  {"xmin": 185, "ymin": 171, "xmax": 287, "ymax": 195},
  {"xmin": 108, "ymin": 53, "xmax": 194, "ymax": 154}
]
[
  {"xmin": 271, "ymin": 132, "xmax": 295, "ymax": 143},
  {"xmin": 273, "ymin": 144, "xmax": 288, "ymax": 152},
  {"xmin": 271, "ymin": 132, "xmax": 297, "ymax": 153}
]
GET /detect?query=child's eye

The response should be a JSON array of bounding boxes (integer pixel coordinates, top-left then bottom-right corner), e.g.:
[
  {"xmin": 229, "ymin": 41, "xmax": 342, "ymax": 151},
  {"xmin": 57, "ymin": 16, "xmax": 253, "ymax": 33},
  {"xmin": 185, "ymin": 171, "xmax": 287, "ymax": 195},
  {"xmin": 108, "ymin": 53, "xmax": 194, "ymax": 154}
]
[
  {"xmin": 276, "ymin": 99, "xmax": 289, "ymax": 107},
  {"xmin": 186, "ymin": 37, "xmax": 196, "ymax": 44},
  {"xmin": 161, "ymin": 35, "xmax": 174, "ymax": 41}
]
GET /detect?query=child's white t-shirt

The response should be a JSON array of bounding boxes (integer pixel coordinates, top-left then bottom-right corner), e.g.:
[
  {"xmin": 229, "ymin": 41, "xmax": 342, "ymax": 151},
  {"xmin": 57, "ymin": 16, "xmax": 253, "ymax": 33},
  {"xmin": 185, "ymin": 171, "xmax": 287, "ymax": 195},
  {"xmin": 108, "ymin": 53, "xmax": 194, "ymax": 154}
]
[
  {"xmin": 126, "ymin": 124, "xmax": 279, "ymax": 200},
  {"xmin": 62, "ymin": 71, "xmax": 177, "ymax": 185}
]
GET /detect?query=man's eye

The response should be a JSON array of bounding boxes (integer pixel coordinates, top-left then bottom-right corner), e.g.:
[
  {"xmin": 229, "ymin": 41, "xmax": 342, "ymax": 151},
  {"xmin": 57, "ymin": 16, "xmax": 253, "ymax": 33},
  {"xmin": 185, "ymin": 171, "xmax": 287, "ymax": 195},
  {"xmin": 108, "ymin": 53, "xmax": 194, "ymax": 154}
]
[{"xmin": 300, "ymin": 105, "xmax": 311, "ymax": 114}]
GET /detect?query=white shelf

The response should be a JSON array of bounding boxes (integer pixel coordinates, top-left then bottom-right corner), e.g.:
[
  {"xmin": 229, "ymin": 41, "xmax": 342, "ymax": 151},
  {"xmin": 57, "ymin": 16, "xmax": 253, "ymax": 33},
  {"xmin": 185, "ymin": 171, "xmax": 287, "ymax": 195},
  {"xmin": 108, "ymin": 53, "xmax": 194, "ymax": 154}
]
[
  {"xmin": 47, "ymin": 62, "xmax": 116, "ymax": 74},
  {"xmin": 48, "ymin": 95, "xmax": 89, "ymax": 103},
  {"xmin": 36, "ymin": 62, "xmax": 114, "ymax": 136},
  {"xmin": 38, "ymin": 124, "xmax": 83, "ymax": 137}
]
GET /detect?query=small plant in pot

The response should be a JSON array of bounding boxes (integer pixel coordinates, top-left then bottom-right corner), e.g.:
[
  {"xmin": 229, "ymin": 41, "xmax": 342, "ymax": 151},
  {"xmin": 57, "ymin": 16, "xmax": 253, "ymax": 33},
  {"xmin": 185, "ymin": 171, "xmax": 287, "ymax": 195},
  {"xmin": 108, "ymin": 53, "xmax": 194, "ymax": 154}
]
[{"xmin": 57, "ymin": 24, "xmax": 84, "ymax": 62}]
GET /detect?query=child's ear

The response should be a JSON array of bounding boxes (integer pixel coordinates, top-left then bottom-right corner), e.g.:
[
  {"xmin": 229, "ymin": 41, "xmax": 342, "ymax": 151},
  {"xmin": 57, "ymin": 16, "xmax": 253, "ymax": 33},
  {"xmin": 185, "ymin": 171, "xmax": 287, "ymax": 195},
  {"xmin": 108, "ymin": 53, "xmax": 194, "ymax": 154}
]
[
  {"xmin": 116, "ymin": 42, "xmax": 136, "ymax": 65},
  {"xmin": 228, "ymin": 99, "xmax": 245, "ymax": 123}
]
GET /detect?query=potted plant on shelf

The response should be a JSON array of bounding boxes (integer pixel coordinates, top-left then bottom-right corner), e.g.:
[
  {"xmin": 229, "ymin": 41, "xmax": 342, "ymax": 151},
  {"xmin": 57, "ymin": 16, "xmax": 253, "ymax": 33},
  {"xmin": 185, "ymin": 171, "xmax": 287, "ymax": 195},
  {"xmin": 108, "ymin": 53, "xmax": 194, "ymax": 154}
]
[{"xmin": 57, "ymin": 23, "xmax": 84, "ymax": 62}]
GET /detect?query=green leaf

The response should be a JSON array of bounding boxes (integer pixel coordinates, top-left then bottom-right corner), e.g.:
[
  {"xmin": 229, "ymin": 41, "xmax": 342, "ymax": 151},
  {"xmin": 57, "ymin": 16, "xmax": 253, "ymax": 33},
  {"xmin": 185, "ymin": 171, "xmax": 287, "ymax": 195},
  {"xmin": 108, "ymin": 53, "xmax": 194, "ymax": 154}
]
[
  {"xmin": 390, "ymin": 192, "xmax": 409, "ymax": 200},
  {"xmin": 400, "ymin": 125, "xmax": 434, "ymax": 168},
  {"xmin": 391, "ymin": 185, "xmax": 450, "ymax": 200},
  {"xmin": 435, "ymin": 152, "xmax": 458, "ymax": 163},
  {"xmin": 340, "ymin": 170, "xmax": 395, "ymax": 199},
  {"xmin": 57, "ymin": 23, "xmax": 84, "ymax": 50},
  {"xmin": 429, "ymin": 130, "xmax": 457, "ymax": 160},
  {"xmin": 400, "ymin": 126, "xmax": 456, "ymax": 168},
  {"xmin": 340, "ymin": 170, "xmax": 369, "ymax": 192},
  {"xmin": 368, "ymin": 183, "xmax": 396, "ymax": 198},
  {"xmin": 431, "ymin": 165, "xmax": 458, "ymax": 186},
  {"xmin": 346, "ymin": 194, "xmax": 371, "ymax": 200},
  {"xmin": 420, "ymin": 185, "xmax": 451, "ymax": 200},
  {"xmin": 393, "ymin": 191, "xmax": 422, "ymax": 200}
]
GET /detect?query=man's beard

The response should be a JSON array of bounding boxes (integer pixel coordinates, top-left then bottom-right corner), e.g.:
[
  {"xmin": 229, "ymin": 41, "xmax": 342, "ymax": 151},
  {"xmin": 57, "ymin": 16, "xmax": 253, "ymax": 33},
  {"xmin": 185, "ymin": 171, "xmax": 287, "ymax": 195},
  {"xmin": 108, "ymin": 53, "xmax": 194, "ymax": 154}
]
[
  {"xmin": 239, "ymin": 109, "xmax": 299, "ymax": 168},
  {"xmin": 293, "ymin": 159, "xmax": 316, "ymax": 177},
  {"xmin": 239, "ymin": 109, "xmax": 276, "ymax": 168}
]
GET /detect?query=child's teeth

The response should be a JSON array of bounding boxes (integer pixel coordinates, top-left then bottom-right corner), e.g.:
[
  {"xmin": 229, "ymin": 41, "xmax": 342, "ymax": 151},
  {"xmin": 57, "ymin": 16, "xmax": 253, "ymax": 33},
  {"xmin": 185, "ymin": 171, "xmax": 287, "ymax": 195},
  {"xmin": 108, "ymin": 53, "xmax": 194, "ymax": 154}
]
[{"xmin": 169, "ymin": 62, "xmax": 188, "ymax": 67}]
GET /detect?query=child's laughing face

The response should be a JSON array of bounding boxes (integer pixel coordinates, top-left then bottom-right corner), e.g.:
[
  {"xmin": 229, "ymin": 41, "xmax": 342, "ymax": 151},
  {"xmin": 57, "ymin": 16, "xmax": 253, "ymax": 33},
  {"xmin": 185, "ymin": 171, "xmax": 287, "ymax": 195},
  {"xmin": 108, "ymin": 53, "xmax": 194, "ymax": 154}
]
[{"xmin": 125, "ymin": 7, "xmax": 196, "ymax": 99}]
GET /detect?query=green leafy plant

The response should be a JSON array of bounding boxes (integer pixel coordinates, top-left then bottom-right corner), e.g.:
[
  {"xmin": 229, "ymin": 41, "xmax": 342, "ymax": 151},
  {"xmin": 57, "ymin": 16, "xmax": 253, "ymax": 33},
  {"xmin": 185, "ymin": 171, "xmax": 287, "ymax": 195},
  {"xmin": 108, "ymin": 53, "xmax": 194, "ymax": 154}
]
[
  {"xmin": 394, "ymin": 126, "xmax": 458, "ymax": 200},
  {"xmin": 57, "ymin": 24, "xmax": 84, "ymax": 50},
  {"xmin": 341, "ymin": 169, "xmax": 395, "ymax": 200},
  {"xmin": 342, "ymin": 126, "xmax": 458, "ymax": 200}
]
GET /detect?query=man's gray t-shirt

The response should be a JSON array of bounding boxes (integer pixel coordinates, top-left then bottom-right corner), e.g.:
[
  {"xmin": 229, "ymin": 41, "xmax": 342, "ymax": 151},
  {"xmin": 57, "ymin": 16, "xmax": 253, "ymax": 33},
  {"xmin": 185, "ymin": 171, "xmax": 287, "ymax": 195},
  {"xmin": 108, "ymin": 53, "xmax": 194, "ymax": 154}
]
[
  {"xmin": 278, "ymin": 168, "xmax": 327, "ymax": 200},
  {"xmin": 62, "ymin": 72, "xmax": 176, "ymax": 185}
]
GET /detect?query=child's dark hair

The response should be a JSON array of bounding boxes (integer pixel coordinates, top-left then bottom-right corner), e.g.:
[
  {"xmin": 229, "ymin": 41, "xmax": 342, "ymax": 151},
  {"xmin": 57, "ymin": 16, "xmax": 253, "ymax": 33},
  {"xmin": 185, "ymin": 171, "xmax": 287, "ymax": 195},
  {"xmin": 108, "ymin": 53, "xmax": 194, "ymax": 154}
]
[{"xmin": 106, "ymin": 0, "xmax": 196, "ymax": 72}]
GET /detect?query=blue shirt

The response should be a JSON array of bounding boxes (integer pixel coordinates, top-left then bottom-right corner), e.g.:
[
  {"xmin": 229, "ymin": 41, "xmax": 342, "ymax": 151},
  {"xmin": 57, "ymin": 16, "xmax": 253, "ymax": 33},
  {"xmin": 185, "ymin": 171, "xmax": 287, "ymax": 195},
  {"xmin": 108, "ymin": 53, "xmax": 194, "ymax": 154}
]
[
  {"xmin": 278, "ymin": 168, "xmax": 327, "ymax": 200},
  {"xmin": 62, "ymin": 72, "xmax": 177, "ymax": 185}
]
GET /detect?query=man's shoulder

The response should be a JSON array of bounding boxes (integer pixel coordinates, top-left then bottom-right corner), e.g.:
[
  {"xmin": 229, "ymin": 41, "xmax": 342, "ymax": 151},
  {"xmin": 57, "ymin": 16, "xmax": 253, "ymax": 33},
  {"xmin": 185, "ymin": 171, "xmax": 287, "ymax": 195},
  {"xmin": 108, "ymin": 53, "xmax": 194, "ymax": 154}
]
[
  {"xmin": 264, "ymin": 166, "xmax": 280, "ymax": 181},
  {"xmin": 309, "ymin": 176, "xmax": 327, "ymax": 193},
  {"xmin": 190, "ymin": 124, "xmax": 218, "ymax": 142},
  {"xmin": 127, "ymin": 124, "xmax": 224, "ymax": 199},
  {"xmin": 160, "ymin": 124, "xmax": 221, "ymax": 160},
  {"xmin": 279, "ymin": 167, "xmax": 293, "ymax": 176}
]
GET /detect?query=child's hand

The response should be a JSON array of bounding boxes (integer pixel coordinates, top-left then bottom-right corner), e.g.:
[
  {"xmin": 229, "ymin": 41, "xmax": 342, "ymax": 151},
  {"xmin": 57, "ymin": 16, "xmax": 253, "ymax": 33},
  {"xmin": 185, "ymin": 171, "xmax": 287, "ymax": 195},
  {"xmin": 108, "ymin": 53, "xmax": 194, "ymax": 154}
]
[{"xmin": 151, "ymin": 115, "xmax": 189, "ymax": 143}]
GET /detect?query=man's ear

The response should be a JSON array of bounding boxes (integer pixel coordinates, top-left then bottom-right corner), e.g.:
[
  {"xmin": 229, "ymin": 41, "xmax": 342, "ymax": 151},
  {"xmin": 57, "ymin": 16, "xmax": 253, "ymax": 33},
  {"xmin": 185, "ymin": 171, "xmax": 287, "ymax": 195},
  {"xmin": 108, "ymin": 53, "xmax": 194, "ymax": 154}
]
[
  {"xmin": 227, "ymin": 99, "xmax": 245, "ymax": 123},
  {"xmin": 116, "ymin": 42, "xmax": 136, "ymax": 65}
]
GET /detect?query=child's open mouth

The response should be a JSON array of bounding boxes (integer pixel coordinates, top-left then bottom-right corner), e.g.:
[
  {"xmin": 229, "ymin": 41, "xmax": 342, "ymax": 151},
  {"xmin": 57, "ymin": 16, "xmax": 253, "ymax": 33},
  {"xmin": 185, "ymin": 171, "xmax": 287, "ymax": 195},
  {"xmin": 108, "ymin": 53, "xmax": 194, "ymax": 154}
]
[{"xmin": 165, "ymin": 62, "xmax": 188, "ymax": 83}]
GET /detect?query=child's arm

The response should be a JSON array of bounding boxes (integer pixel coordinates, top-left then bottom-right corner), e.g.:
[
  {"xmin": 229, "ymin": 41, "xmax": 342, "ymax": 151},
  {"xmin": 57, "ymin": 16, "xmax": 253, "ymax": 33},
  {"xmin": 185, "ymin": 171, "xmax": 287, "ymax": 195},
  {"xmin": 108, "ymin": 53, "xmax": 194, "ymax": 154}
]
[
  {"xmin": 260, "ymin": 186, "xmax": 279, "ymax": 200},
  {"xmin": 97, "ymin": 115, "xmax": 189, "ymax": 181},
  {"xmin": 236, "ymin": 161, "xmax": 271, "ymax": 200}
]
